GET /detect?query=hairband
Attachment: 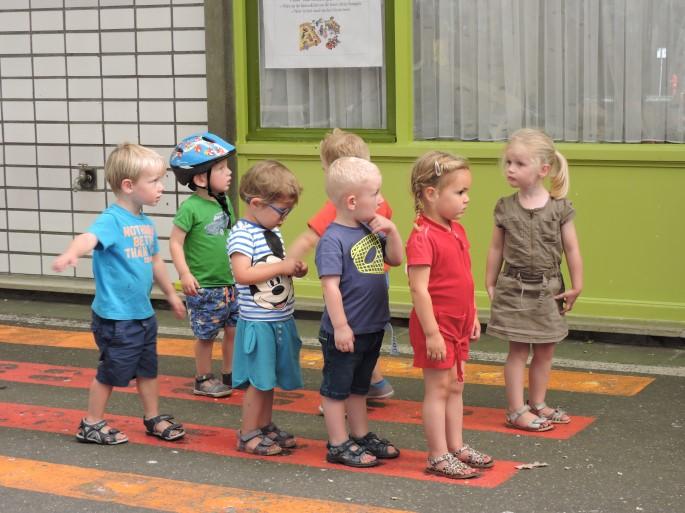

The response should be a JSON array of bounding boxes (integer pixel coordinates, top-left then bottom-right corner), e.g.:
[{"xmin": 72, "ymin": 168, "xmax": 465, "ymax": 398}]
[{"xmin": 434, "ymin": 161, "xmax": 442, "ymax": 176}]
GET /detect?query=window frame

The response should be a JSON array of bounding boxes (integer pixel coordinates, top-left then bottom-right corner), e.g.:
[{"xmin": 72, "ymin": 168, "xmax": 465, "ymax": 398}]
[{"xmin": 244, "ymin": 0, "xmax": 397, "ymax": 142}]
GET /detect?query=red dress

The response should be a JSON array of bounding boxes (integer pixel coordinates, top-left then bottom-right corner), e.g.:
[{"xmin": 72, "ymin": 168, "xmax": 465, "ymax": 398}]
[{"xmin": 406, "ymin": 215, "xmax": 475, "ymax": 379}]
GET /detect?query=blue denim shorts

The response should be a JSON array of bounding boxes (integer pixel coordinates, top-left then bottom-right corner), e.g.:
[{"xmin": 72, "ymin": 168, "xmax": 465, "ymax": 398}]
[
  {"xmin": 232, "ymin": 318, "xmax": 303, "ymax": 391},
  {"xmin": 185, "ymin": 286, "xmax": 239, "ymax": 341},
  {"xmin": 319, "ymin": 328, "xmax": 383, "ymax": 400},
  {"xmin": 91, "ymin": 311, "xmax": 158, "ymax": 387}
]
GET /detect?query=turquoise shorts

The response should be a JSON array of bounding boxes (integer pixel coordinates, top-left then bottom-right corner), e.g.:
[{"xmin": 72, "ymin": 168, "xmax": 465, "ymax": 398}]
[{"xmin": 232, "ymin": 317, "xmax": 303, "ymax": 391}]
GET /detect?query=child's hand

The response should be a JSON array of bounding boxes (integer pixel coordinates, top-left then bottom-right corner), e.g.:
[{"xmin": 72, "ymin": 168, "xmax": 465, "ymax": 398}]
[
  {"xmin": 333, "ymin": 324, "xmax": 355, "ymax": 352},
  {"xmin": 368, "ymin": 214, "xmax": 396, "ymax": 236},
  {"xmin": 293, "ymin": 260, "xmax": 308, "ymax": 278},
  {"xmin": 554, "ymin": 288, "xmax": 581, "ymax": 315},
  {"xmin": 167, "ymin": 294, "xmax": 186, "ymax": 320},
  {"xmin": 280, "ymin": 257, "xmax": 300, "ymax": 276},
  {"xmin": 52, "ymin": 252, "xmax": 78, "ymax": 272},
  {"xmin": 179, "ymin": 272, "xmax": 200, "ymax": 296},
  {"xmin": 470, "ymin": 315, "xmax": 481, "ymax": 341},
  {"xmin": 425, "ymin": 332, "xmax": 446, "ymax": 361}
]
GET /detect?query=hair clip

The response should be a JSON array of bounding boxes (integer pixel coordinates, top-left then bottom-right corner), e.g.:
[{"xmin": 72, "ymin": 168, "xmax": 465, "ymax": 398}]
[{"xmin": 434, "ymin": 161, "xmax": 442, "ymax": 176}]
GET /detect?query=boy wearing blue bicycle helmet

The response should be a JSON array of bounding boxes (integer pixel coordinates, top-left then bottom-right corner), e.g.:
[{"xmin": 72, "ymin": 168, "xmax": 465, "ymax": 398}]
[{"xmin": 169, "ymin": 132, "xmax": 238, "ymax": 398}]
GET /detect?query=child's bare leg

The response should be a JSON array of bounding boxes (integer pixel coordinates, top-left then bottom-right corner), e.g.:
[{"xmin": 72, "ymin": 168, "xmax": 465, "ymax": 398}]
[
  {"xmin": 529, "ymin": 342, "xmax": 568, "ymax": 420},
  {"xmin": 221, "ymin": 326, "xmax": 235, "ymax": 376},
  {"xmin": 423, "ymin": 368, "xmax": 450, "ymax": 461},
  {"xmin": 194, "ymin": 339, "xmax": 213, "ymax": 375},
  {"xmin": 256, "ymin": 389, "xmax": 274, "ymax": 428},
  {"xmin": 347, "ymin": 394, "xmax": 370, "ymax": 439},
  {"xmin": 85, "ymin": 378, "xmax": 113, "ymax": 422},
  {"xmin": 504, "ymin": 341, "xmax": 538, "ymax": 425},
  {"xmin": 444, "ymin": 365, "xmax": 465, "ymax": 451},
  {"xmin": 370, "ymin": 365, "xmax": 383, "ymax": 384},
  {"xmin": 240, "ymin": 386, "xmax": 271, "ymax": 451},
  {"xmin": 137, "ymin": 376, "xmax": 183, "ymax": 437},
  {"xmin": 322, "ymin": 396, "xmax": 349, "ymax": 445}
]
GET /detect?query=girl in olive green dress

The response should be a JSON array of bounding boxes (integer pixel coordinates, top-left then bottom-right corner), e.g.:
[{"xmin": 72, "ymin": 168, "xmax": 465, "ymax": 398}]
[{"xmin": 485, "ymin": 129, "xmax": 583, "ymax": 433}]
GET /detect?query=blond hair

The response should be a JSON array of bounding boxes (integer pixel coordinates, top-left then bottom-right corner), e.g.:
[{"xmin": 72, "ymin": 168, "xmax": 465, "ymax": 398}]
[
  {"xmin": 410, "ymin": 151, "xmax": 471, "ymax": 215},
  {"xmin": 239, "ymin": 160, "xmax": 302, "ymax": 204},
  {"xmin": 325, "ymin": 157, "xmax": 381, "ymax": 205},
  {"xmin": 319, "ymin": 128, "xmax": 371, "ymax": 170},
  {"xmin": 506, "ymin": 128, "xmax": 570, "ymax": 199},
  {"xmin": 105, "ymin": 143, "xmax": 166, "ymax": 194}
]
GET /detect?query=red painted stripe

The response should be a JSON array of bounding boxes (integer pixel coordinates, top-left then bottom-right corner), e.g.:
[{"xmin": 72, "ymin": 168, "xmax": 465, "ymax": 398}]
[
  {"xmin": 0, "ymin": 360, "xmax": 595, "ymax": 438},
  {"xmin": 0, "ymin": 402, "xmax": 519, "ymax": 488}
]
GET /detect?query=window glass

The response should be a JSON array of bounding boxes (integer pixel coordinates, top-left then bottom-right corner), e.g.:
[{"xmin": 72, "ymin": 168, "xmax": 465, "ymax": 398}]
[
  {"xmin": 414, "ymin": 0, "xmax": 685, "ymax": 142},
  {"xmin": 257, "ymin": 0, "xmax": 387, "ymax": 130}
]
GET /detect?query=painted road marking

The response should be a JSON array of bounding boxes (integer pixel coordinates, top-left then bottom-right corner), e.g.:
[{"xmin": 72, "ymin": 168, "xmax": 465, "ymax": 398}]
[
  {"xmin": 0, "ymin": 324, "xmax": 655, "ymax": 396},
  {"xmin": 1, "ymin": 312, "xmax": 682, "ymax": 378},
  {"xmin": 0, "ymin": 402, "xmax": 520, "ymax": 487},
  {"xmin": 0, "ymin": 454, "xmax": 413, "ymax": 513},
  {"xmin": 0, "ymin": 360, "xmax": 595, "ymax": 439}
]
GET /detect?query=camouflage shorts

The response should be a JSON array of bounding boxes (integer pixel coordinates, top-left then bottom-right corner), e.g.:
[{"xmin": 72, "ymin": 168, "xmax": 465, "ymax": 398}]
[{"xmin": 185, "ymin": 286, "xmax": 239, "ymax": 341}]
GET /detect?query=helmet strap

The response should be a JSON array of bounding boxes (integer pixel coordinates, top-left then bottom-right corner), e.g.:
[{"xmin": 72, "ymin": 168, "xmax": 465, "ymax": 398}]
[{"xmin": 205, "ymin": 167, "xmax": 232, "ymax": 229}]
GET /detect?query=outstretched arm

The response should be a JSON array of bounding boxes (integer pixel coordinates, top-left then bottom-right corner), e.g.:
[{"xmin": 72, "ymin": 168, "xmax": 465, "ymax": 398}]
[
  {"xmin": 52, "ymin": 232, "xmax": 98, "ymax": 272},
  {"xmin": 287, "ymin": 228, "xmax": 320, "ymax": 261}
]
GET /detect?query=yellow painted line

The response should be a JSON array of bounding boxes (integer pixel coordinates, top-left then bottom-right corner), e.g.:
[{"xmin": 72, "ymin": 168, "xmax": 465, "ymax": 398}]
[
  {"xmin": 0, "ymin": 455, "xmax": 411, "ymax": 513},
  {"xmin": 0, "ymin": 324, "xmax": 653, "ymax": 396}
]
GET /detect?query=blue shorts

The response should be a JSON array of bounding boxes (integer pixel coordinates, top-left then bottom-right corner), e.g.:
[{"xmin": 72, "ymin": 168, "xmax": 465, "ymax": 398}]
[
  {"xmin": 319, "ymin": 328, "xmax": 383, "ymax": 400},
  {"xmin": 232, "ymin": 317, "xmax": 303, "ymax": 391},
  {"xmin": 185, "ymin": 286, "xmax": 239, "ymax": 341},
  {"xmin": 91, "ymin": 311, "xmax": 158, "ymax": 387}
]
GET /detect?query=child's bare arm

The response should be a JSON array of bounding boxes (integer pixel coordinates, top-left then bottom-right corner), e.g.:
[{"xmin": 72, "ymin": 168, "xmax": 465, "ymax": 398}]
[
  {"xmin": 485, "ymin": 225, "xmax": 505, "ymax": 300},
  {"xmin": 52, "ymin": 232, "xmax": 98, "ymax": 272},
  {"xmin": 557, "ymin": 220, "xmax": 583, "ymax": 313},
  {"xmin": 369, "ymin": 215, "xmax": 403, "ymax": 266},
  {"xmin": 169, "ymin": 225, "xmax": 200, "ymax": 296},
  {"xmin": 321, "ymin": 275, "xmax": 354, "ymax": 352},
  {"xmin": 152, "ymin": 252, "xmax": 186, "ymax": 319},
  {"xmin": 230, "ymin": 253, "xmax": 299, "ymax": 285},
  {"xmin": 408, "ymin": 265, "xmax": 445, "ymax": 361},
  {"xmin": 287, "ymin": 228, "xmax": 320, "ymax": 260}
]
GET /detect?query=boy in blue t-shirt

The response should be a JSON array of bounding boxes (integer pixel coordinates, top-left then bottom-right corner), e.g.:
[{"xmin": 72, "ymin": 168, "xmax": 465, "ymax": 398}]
[
  {"xmin": 52, "ymin": 143, "xmax": 186, "ymax": 445},
  {"xmin": 315, "ymin": 157, "xmax": 403, "ymax": 468}
]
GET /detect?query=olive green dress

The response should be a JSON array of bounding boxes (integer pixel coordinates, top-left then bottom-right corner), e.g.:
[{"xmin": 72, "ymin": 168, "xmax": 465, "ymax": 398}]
[{"xmin": 486, "ymin": 193, "xmax": 575, "ymax": 344}]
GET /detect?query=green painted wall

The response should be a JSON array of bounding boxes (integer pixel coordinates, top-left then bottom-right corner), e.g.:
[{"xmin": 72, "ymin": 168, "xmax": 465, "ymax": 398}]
[{"xmin": 229, "ymin": 2, "xmax": 685, "ymax": 328}]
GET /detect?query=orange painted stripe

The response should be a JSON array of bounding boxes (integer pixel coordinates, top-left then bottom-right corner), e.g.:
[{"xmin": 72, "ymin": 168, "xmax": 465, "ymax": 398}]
[
  {"xmin": 0, "ymin": 323, "xmax": 654, "ymax": 396},
  {"xmin": 0, "ymin": 359, "xmax": 596, "ymax": 439},
  {"xmin": 0, "ymin": 402, "xmax": 520, "ymax": 488},
  {"xmin": 0, "ymin": 455, "xmax": 412, "ymax": 513}
]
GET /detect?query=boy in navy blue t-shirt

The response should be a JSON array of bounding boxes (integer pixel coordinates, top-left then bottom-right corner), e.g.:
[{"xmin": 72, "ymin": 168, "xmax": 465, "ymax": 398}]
[
  {"xmin": 53, "ymin": 143, "xmax": 186, "ymax": 445},
  {"xmin": 315, "ymin": 157, "xmax": 403, "ymax": 468}
]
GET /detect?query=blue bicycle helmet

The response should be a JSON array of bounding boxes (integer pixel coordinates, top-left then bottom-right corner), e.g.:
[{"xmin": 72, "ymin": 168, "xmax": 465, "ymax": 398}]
[
  {"xmin": 170, "ymin": 132, "xmax": 236, "ymax": 228},
  {"xmin": 170, "ymin": 132, "xmax": 236, "ymax": 190}
]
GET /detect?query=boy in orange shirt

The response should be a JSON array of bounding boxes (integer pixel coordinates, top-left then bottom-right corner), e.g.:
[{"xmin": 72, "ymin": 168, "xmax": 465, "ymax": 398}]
[{"xmin": 289, "ymin": 128, "xmax": 396, "ymax": 401}]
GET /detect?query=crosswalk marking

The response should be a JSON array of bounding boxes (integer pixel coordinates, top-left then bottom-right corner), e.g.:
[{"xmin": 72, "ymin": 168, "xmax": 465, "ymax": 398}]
[
  {"xmin": 0, "ymin": 455, "xmax": 413, "ymax": 513},
  {"xmin": 0, "ymin": 324, "xmax": 655, "ymax": 396},
  {"xmin": 0, "ymin": 359, "xmax": 596, "ymax": 439},
  {"xmin": 0, "ymin": 402, "xmax": 521, "ymax": 488}
]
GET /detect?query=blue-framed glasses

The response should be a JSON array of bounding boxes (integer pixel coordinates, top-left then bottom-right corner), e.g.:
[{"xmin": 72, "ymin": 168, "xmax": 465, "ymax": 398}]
[{"xmin": 267, "ymin": 204, "xmax": 292, "ymax": 219}]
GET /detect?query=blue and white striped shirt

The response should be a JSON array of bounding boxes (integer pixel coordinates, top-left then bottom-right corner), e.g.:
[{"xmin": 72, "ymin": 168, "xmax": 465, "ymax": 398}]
[{"xmin": 227, "ymin": 219, "xmax": 295, "ymax": 321}]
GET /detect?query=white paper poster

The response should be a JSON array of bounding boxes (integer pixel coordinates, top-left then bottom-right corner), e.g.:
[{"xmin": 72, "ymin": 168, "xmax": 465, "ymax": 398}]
[{"xmin": 262, "ymin": 0, "xmax": 383, "ymax": 69}]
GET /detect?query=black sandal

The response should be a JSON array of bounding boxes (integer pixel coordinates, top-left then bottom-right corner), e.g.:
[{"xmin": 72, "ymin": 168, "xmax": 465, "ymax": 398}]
[
  {"xmin": 326, "ymin": 439, "xmax": 379, "ymax": 468},
  {"xmin": 76, "ymin": 418, "xmax": 128, "ymax": 445},
  {"xmin": 260, "ymin": 422, "xmax": 296, "ymax": 448},
  {"xmin": 143, "ymin": 414, "xmax": 185, "ymax": 441},
  {"xmin": 351, "ymin": 431, "xmax": 400, "ymax": 459}
]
